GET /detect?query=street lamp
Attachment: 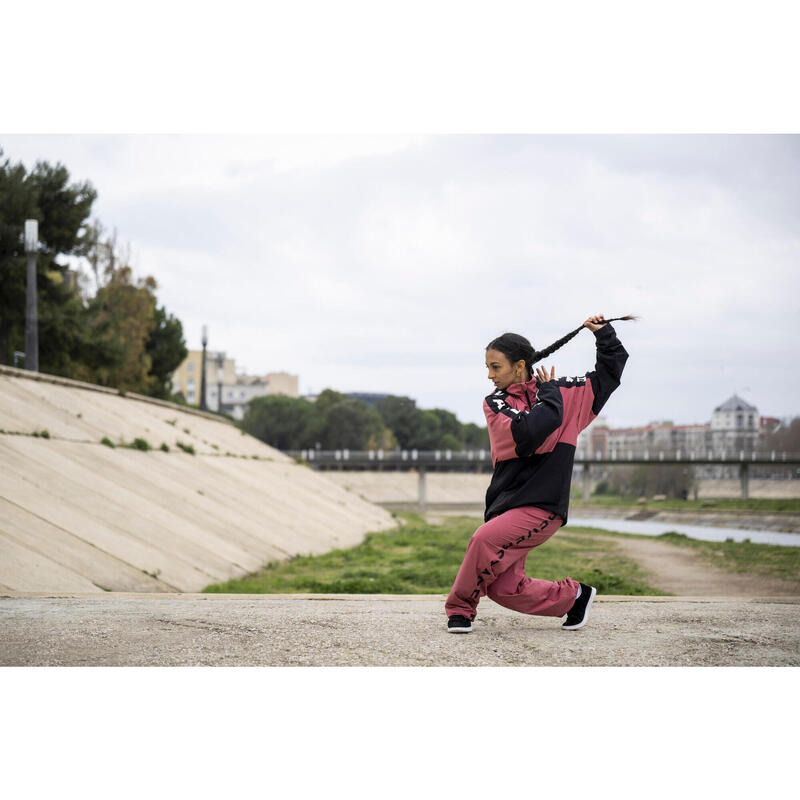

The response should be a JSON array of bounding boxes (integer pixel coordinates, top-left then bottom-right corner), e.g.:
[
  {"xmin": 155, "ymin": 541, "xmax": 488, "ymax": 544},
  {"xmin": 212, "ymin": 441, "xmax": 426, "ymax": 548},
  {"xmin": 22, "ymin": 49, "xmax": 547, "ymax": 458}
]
[
  {"xmin": 24, "ymin": 220, "xmax": 39, "ymax": 372},
  {"xmin": 216, "ymin": 353, "xmax": 225, "ymax": 414},
  {"xmin": 200, "ymin": 325, "xmax": 208, "ymax": 410}
]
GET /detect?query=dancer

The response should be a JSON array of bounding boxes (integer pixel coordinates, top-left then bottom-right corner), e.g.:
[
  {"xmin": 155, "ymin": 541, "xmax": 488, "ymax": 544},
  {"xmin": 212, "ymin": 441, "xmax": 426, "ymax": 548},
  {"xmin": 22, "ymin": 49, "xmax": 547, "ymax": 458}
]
[{"xmin": 445, "ymin": 313, "xmax": 632, "ymax": 633}]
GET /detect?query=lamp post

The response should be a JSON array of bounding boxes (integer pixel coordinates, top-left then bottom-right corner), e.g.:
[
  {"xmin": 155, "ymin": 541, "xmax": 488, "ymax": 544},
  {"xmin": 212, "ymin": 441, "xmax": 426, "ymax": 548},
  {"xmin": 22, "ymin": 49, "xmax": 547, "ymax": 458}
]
[
  {"xmin": 200, "ymin": 325, "xmax": 208, "ymax": 410},
  {"xmin": 216, "ymin": 353, "xmax": 225, "ymax": 414},
  {"xmin": 24, "ymin": 220, "xmax": 39, "ymax": 372}
]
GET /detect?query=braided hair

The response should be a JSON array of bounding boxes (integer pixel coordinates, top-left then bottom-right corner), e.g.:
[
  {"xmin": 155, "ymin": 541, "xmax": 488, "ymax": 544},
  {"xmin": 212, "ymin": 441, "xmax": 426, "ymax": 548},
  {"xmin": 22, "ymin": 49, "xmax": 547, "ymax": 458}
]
[{"xmin": 486, "ymin": 315, "xmax": 637, "ymax": 376}]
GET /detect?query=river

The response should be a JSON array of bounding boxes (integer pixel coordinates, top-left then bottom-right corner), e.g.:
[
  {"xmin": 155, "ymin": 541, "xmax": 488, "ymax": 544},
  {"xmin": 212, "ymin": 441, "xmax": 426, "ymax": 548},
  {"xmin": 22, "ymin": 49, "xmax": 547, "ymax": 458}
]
[{"xmin": 568, "ymin": 515, "xmax": 800, "ymax": 547}]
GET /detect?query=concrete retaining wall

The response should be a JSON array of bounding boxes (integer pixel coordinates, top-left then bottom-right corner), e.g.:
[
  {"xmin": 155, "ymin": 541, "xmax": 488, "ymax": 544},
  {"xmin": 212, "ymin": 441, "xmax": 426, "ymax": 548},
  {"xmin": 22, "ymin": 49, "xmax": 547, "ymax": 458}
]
[{"xmin": 0, "ymin": 370, "xmax": 395, "ymax": 593}]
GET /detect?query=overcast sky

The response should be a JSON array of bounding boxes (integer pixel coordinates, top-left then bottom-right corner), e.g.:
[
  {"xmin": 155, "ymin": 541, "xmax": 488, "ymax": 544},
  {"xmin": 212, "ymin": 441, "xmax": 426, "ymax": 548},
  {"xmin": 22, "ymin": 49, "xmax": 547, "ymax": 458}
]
[{"xmin": 2, "ymin": 134, "xmax": 798, "ymax": 427}]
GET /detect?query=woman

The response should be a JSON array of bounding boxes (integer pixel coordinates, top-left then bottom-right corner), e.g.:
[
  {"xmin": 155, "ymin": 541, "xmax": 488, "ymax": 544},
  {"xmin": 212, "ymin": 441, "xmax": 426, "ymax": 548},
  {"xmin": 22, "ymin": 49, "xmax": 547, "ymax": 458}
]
[{"xmin": 445, "ymin": 313, "xmax": 631, "ymax": 633}]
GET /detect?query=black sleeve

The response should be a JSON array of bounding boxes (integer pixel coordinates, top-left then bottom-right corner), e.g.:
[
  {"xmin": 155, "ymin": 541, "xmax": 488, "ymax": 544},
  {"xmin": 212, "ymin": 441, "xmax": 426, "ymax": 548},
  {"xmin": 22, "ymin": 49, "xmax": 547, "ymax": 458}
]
[
  {"xmin": 587, "ymin": 323, "xmax": 629, "ymax": 415},
  {"xmin": 509, "ymin": 381, "xmax": 564, "ymax": 457}
]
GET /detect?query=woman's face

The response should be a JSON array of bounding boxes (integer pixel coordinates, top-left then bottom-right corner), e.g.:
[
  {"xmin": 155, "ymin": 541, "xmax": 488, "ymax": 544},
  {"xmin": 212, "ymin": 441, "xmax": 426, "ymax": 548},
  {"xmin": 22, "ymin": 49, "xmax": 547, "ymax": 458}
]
[{"xmin": 485, "ymin": 348, "xmax": 527, "ymax": 390}]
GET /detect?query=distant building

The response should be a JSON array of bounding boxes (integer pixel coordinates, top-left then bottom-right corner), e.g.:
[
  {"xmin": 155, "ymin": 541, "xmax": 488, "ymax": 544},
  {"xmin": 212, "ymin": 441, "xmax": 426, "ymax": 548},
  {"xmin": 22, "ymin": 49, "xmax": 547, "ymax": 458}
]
[
  {"xmin": 347, "ymin": 392, "xmax": 389, "ymax": 407},
  {"xmin": 577, "ymin": 394, "xmax": 763, "ymax": 458},
  {"xmin": 709, "ymin": 394, "xmax": 759, "ymax": 450},
  {"xmin": 300, "ymin": 391, "xmax": 389, "ymax": 407},
  {"xmin": 170, "ymin": 350, "xmax": 298, "ymax": 420}
]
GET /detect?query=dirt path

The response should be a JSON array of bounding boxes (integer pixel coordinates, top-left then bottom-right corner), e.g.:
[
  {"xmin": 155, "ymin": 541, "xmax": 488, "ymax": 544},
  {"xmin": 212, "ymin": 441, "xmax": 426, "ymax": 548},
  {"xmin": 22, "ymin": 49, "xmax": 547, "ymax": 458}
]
[{"xmin": 562, "ymin": 531, "xmax": 800, "ymax": 597}]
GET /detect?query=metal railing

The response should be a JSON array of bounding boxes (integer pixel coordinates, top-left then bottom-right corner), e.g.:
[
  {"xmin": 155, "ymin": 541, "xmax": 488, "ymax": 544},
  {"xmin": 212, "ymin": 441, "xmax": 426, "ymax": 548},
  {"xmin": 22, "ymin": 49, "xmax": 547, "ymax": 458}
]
[{"xmin": 285, "ymin": 448, "xmax": 800, "ymax": 466}]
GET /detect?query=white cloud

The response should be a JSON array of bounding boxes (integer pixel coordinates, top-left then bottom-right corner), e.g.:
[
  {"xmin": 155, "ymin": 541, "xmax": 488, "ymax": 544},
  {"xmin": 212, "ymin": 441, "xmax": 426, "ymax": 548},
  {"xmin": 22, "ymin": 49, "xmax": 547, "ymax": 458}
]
[{"xmin": 3, "ymin": 134, "xmax": 798, "ymax": 427}]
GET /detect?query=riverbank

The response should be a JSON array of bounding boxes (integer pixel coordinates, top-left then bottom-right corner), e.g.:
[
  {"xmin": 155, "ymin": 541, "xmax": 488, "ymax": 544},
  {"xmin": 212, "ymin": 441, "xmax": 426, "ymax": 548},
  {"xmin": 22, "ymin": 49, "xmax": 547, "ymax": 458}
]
[
  {"xmin": 383, "ymin": 501, "xmax": 800, "ymax": 534},
  {"xmin": 569, "ymin": 503, "xmax": 800, "ymax": 533}
]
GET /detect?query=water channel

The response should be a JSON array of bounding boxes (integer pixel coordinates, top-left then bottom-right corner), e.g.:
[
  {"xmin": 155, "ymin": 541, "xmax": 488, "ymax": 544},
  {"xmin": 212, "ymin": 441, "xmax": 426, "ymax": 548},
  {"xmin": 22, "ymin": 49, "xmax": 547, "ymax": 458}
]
[{"xmin": 568, "ymin": 515, "xmax": 800, "ymax": 547}]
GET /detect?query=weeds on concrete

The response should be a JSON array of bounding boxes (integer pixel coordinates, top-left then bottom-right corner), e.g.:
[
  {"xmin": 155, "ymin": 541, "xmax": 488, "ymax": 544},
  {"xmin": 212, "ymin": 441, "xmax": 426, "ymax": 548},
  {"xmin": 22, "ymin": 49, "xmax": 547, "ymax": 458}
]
[
  {"xmin": 100, "ymin": 437, "xmax": 116, "ymax": 448},
  {"xmin": 160, "ymin": 442, "xmax": 170, "ymax": 452},
  {"xmin": 176, "ymin": 441, "xmax": 196, "ymax": 455}
]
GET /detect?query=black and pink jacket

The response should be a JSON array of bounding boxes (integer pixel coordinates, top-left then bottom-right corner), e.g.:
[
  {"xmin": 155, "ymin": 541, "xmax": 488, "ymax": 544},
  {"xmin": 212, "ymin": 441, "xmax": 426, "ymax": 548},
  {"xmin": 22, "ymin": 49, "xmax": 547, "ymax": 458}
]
[{"xmin": 482, "ymin": 323, "xmax": 628, "ymax": 525}]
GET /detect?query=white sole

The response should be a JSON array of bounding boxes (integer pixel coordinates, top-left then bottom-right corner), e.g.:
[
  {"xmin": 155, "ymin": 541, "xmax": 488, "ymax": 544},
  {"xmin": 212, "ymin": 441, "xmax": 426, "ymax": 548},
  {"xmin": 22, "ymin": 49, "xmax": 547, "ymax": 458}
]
[
  {"xmin": 448, "ymin": 627, "xmax": 472, "ymax": 634},
  {"xmin": 562, "ymin": 586, "xmax": 596, "ymax": 630}
]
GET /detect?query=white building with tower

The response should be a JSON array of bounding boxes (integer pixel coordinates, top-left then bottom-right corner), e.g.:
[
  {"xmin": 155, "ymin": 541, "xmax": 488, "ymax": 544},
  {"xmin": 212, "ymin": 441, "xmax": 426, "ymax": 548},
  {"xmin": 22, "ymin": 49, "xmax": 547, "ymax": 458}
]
[{"xmin": 576, "ymin": 393, "xmax": 763, "ymax": 457}]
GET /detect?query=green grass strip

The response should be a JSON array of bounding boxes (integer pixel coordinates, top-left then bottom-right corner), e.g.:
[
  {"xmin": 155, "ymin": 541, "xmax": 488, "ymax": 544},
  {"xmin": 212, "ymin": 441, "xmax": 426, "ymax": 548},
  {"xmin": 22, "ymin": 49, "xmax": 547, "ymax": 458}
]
[{"xmin": 203, "ymin": 512, "xmax": 665, "ymax": 596}]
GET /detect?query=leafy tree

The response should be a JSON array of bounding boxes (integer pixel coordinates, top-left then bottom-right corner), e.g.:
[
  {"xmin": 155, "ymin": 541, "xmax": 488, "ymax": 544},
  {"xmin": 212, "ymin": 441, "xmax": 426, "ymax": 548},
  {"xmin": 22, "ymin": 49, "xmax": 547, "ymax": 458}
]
[
  {"xmin": 410, "ymin": 409, "xmax": 443, "ymax": 449},
  {"xmin": 318, "ymin": 398, "xmax": 386, "ymax": 449},
  {"xmin": 80, "ymin": 265, "xmax": 158, "ymax": 393},
  {"xmin": 314, "ymin": 388, "xmax": 348, "ymax": 415},
  {"xmin": 440, "ymin": 433, "xmax": 463, "ymax": 451},
  {"xmin": 428, "ymin": 408, "xmax": 462, "ymax": 442},
  {"xmin": 242, "ymin": 395, "xmax": 317, "ymax": 450},
  {"xmin": 375, "ymin": 395, "xmax": 419, "ymax": 448},
  {"xmin": 146, "ymin": 305, "xmax": 188, "ymax": 399},
  {"xmin": 0, "ymin": 150, "xmax": 96, "ymax": 365},
  {"xmin": 462, "ymin": 422, "xmax": 490, "ymax": 448},
  {"xmin": 366, "ymin": 427, "xmax": 399, "ymax": 450}
]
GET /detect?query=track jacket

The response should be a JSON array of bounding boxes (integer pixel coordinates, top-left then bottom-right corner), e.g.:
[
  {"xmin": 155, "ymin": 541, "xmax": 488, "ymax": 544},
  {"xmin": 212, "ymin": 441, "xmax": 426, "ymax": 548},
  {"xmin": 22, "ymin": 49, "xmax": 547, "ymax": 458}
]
[{"xmin": 483, "ymin": 323, "xmax": 628, "ymax": 525}]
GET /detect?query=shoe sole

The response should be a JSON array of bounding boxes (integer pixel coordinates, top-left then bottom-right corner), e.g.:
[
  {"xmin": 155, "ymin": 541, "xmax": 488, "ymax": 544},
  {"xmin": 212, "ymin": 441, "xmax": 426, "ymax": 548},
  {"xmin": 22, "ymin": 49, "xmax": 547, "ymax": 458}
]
[
  {"xmin": 448, "ymin": 627, "xmax": 472, "ymax": 634},
  {"xmin": 561, "ymin": 586, "xmax": 597, "ymax": 630}
]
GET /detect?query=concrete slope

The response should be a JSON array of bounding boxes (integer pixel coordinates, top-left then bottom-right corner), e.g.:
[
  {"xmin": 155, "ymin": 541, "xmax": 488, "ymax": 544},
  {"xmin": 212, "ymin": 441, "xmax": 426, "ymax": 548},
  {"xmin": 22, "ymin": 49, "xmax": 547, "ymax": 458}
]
[{"xmin": 0, "ymin": 368, "xmax": 395, "ymax": 593}]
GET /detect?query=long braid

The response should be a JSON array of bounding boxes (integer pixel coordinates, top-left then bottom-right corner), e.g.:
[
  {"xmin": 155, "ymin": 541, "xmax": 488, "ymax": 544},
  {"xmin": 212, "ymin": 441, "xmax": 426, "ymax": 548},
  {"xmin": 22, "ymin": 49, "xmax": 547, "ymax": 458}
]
[{"xmin": 530, "ymin": 315, "xmax": 637, "ymax": 365}]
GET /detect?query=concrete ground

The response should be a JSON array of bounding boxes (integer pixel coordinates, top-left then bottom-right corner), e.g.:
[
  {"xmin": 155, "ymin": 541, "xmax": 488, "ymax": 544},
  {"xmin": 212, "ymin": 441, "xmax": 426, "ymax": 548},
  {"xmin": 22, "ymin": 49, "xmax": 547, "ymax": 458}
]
[{"xmin": 1, "ymin": 593, "xmax": 797, "ymax": 666}]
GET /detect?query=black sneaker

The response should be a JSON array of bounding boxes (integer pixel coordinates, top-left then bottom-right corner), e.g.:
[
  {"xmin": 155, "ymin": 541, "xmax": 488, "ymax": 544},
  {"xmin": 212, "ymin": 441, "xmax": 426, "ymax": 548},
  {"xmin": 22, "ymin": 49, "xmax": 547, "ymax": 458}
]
[
  {"xmin": 447, "ymin": 614, "xmax": 473, "ymax": 633},
  {"xmin": 561, "ymin": 583, "xmax": 597, "ymax": 630}
]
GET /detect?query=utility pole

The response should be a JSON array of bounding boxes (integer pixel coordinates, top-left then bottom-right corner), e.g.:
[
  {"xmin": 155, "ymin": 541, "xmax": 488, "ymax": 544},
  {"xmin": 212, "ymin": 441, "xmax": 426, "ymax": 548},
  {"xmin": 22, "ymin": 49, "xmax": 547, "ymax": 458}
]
[
  {"xmin": 200, "ymin": 325, "xmax": 208, "ymax": 410},
  {"xmin": 24, "ymin": 220, "xmax": 39, "ymax": 372},
  {"xmin": 216, "ymin": 352, "xmax": 225, "ymax": 414}
]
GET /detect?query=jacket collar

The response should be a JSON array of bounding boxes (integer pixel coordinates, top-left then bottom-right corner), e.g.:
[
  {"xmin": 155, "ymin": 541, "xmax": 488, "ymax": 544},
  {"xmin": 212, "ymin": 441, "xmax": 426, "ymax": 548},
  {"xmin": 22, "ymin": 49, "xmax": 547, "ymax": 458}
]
[{"xmin": 500, "ymin": 375, "xmax": 538, "ymax": 402}]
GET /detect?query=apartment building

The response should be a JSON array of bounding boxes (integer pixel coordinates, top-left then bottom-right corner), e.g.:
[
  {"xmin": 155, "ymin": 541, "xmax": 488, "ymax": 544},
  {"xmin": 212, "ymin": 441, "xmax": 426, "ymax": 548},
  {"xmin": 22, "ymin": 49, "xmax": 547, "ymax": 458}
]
[
  {"xmin": 170, "ymin": 350, "xmax": 298, "ymax": 419},
  {"xmin": 576, "ymin": 394, "xmax": 763, "ymax": 458}
]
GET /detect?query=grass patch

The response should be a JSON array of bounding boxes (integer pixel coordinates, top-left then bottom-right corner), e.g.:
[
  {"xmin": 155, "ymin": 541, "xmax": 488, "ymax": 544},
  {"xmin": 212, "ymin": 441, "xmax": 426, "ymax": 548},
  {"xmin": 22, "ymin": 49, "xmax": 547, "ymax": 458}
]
[
  {"xmin": 160, "ymin": 442, "xmax": 170, "ymax": 452},
  {"xmin": 573, "ymin": 495, "xmax": 800, "ymax": 514},
  {"xmin": 203, "ymin": 512, "xmax": 665, "ymax": 595},
  {"xmin": 100, "ymin": 436, "xmax": 115, "ymax": 448},
  {"xmin": 176, "ymin": 441, "xmax": 195, "ymax": 455},
  {"xmin": 129, "ymin": 437, "xmax": 151, "ymax": 451}
]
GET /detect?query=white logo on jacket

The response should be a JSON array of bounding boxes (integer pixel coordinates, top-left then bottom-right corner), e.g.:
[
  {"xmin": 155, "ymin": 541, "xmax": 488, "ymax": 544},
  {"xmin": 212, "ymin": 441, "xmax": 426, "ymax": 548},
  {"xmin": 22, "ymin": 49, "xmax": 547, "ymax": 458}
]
[{"xmin": 492, "ymin": 397, "xmax": 520, "ymax": 415}]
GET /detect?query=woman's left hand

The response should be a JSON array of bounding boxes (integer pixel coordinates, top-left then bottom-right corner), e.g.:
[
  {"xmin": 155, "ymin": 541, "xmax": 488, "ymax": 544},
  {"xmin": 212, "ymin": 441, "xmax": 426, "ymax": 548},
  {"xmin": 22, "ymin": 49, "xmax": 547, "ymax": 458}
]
[
  {"xmin": 584, "ymin": 314, "xmax": 607, "ymax": 332},
  {"xmin": 535, "ymin": 365, "xmax": 556, "ymax": 383}
]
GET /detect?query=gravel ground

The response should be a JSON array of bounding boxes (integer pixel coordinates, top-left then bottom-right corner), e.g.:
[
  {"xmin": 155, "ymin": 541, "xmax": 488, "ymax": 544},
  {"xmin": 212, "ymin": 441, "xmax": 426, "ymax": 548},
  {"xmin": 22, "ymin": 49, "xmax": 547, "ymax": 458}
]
[{"xmin": 1, "ymin": 593, "xmax": 798, "ymax": 666}]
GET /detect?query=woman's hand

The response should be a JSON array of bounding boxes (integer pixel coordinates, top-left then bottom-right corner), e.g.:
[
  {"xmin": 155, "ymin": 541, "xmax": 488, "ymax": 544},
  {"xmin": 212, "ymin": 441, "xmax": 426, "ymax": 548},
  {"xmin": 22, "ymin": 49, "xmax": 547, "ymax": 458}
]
[
  {"xmin": 535, "ymin": 365, "xmax": 556, "ymax": 383},
  {"xmin": 584, "ymin": 314, "xmax": 607, "ymax": 332}
]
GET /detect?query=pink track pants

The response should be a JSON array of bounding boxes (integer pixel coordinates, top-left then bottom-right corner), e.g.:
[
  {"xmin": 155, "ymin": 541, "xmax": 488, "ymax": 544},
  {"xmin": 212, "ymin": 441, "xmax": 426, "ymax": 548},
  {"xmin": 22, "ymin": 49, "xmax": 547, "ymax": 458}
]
[{"xmin": 445, "ymin": 505, "xmax": 580, "ymax": 621}]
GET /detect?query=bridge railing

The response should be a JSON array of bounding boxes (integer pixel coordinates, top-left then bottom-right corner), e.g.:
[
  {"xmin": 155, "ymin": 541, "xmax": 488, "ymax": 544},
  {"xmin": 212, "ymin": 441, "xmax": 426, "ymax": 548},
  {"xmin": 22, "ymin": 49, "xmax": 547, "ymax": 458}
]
[
  {"xmin": 285, "ymin": 448, "xmax": 800, "ymax": 465},
  {"xmin": 289, "ymin": 448, "xmax": 490, "ymax": 464}
]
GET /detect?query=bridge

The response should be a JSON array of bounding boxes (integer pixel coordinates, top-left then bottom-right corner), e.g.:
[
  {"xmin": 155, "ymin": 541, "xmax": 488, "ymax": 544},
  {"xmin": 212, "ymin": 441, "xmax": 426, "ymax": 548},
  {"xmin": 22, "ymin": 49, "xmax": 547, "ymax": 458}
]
[{"xmin": 287, "ymin": 448, "xmax": 800, "ymax": 504}]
